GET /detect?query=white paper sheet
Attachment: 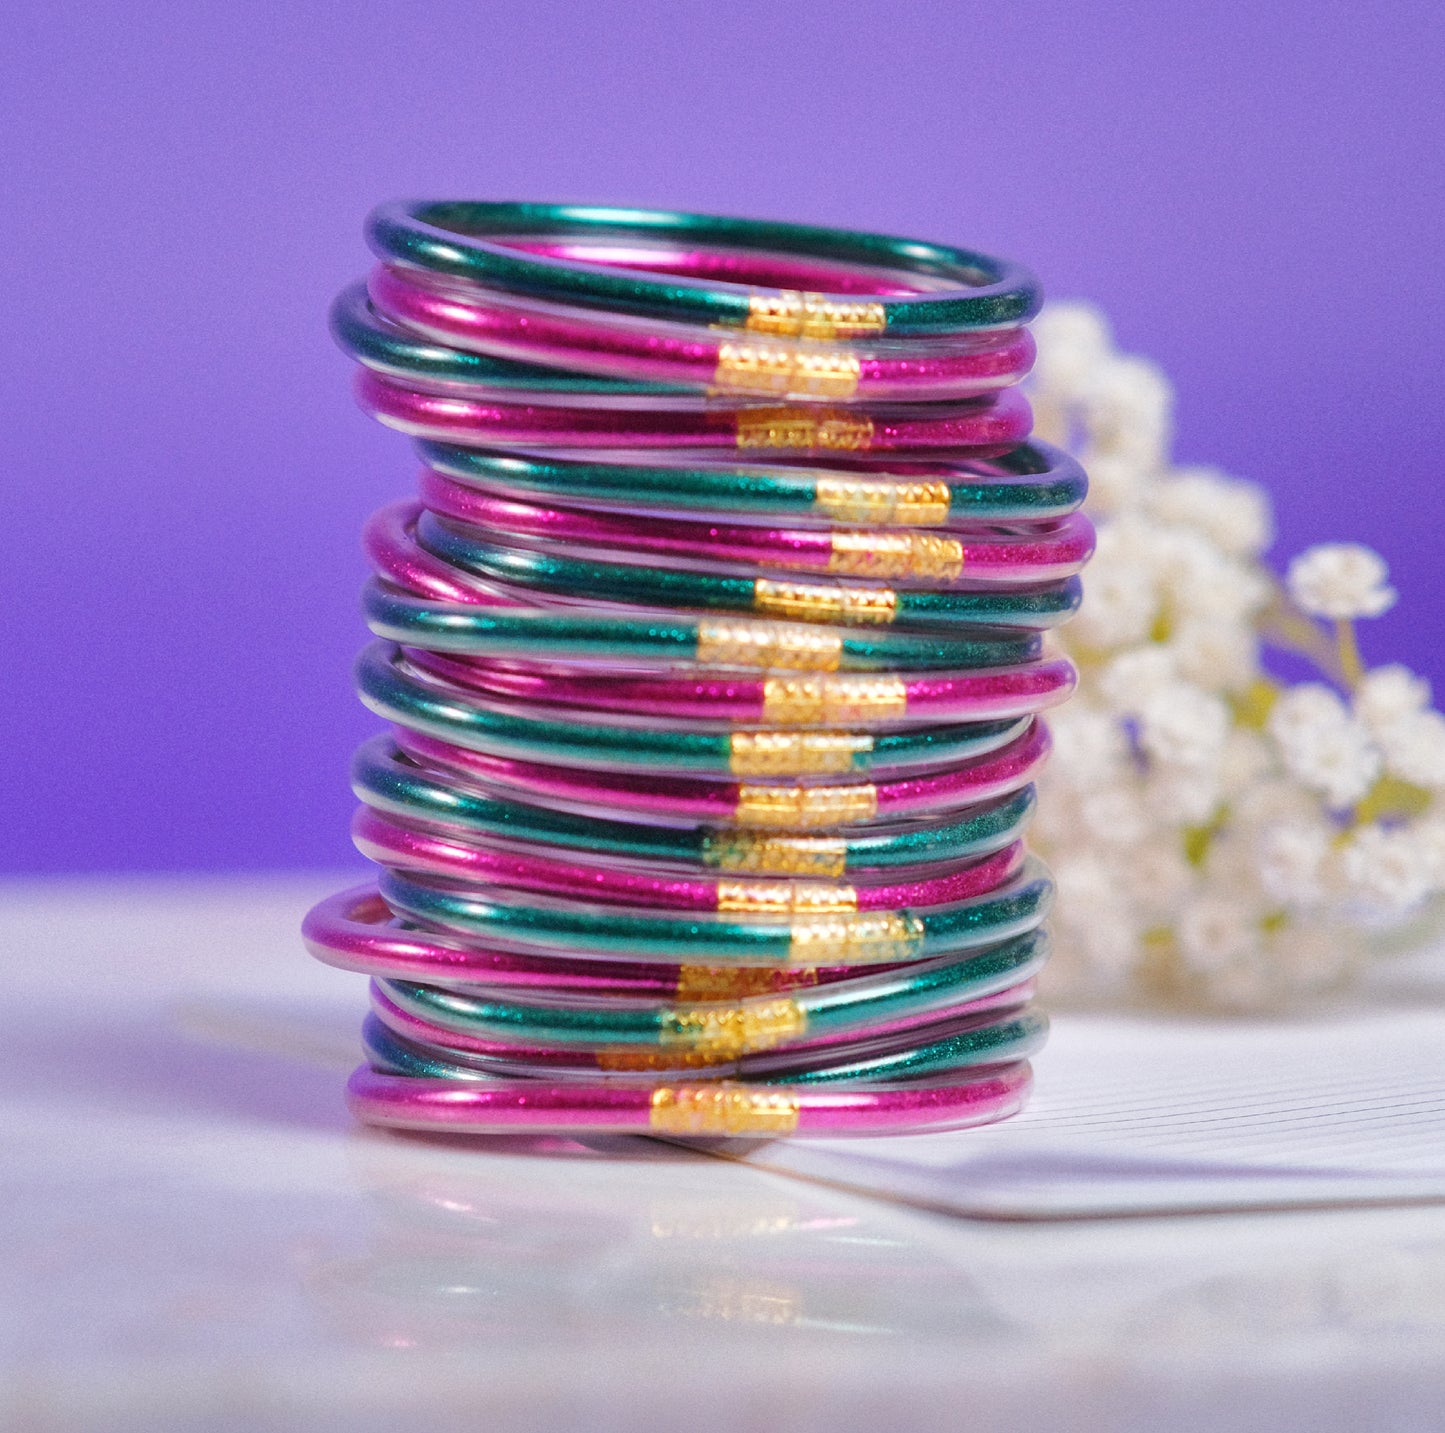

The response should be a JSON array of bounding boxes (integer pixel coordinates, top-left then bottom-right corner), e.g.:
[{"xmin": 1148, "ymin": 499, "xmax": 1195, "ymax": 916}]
[{"xmin": 740, "ymin": 1005, "xmax": 1445, "ymax": 1218}]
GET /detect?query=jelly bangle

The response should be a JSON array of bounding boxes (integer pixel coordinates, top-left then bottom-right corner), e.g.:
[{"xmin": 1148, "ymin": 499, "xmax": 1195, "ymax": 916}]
[
  {"xmin": 306, "ymin": 885, "xmax": 900, "ymax": 995},
  {"xmin": 358, "ymin": 644, "xmax": 1039, "ymax": 776},
  {"xmin": 344, "ymin": 1060, "xmax": 1035, "ymax": 1137},
  {"xmin": 420, "ymin": 440, "xmax": 1090, "ymax": 526},
  {"xmin": 365, "ymin": 201, "xmax": 1041, "ymax": 333},
  {"xmin": 352, "ymin": 806, "xmax": 1026, "ymax": 911},
  {"xmin": 357, "ymin": 369, "xmax": 1034, "ymax": 454},
  {"xmin": 417, "ymin": 518, "xmax": 1084, "ymax": 631},
  {"xmin": 368, "ymin": 927, "xmax": 1045, "ymax": 1057},
  {"xmin": 367, "ymin": 265, "xmax": 1036, "ymax": 403},
  {"xmin": 409, "ymin": 649, "xmax": 1077, "ymax": 727},
  {"xmin": 352, "ymin": 735, "xmax": 1038, "ymax": 875},
  {"xmin": 375, "ymin": 859, "xmax": 1053, "ymax": 967},
  {"xmin": 416, "ymin": 473, "xmax": 1096, "ymax": 586},
  {"xmin": 390, "ymin": 722, "xmax": 1051, "ymax": 829}
]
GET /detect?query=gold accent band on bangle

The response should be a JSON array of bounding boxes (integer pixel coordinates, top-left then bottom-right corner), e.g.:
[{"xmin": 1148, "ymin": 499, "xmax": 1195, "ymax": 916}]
[
  {"xmin": 735, "ymin": 408, "xmax": 875, "ymax": 452},
  {"xmin": 759, "ymin": 675, "xmax": 909, "ymax": 725},
  {"xmin": 825, "ymin": 532, "xmax": 964, "ymax": 582},
  {"xmin": 701, "ymin": 831, "xmax": 850, "ymax": 877},
  {"xmin": 673, "ymin": 964, "xmax": 819, "ymax": 1001},
  {"xmin": 787, "ymin": 911, "xmax": 925, "ymax": 965},
  {"xmin": 733, "ymin": 782, "xmax": 879, "ymax": 828},
  {"xmin": 745, "ymin": 291, "xmax": 887, "ymax": 340},
  {"xmin": 728, "ymin": 730, "xmax": 874, "ymax": 777},
  {"xmin": 659, "ymin": 998, "xmax": 807, "ymax": 1057},
  {"xmin": 714, "ymin": 342, "xmax": 861, "ymax": 401},
  {"xmin": 813, "ymin": 477, "xmax": 952, "ymax": 526},
  {"xmin": 716, "ymin": 879, "xmax": 858, "ymax": 914},
  {"xmin": 650, "ymin": 1084, "xmax": 801, "ymax": 1135},
  {"xmin": 695, "ymin": 620, "xmax": 843, "ymax": 672},
  {"xmin": 753, "ymin": 578, "xmax": 897, "ymax": 625}
]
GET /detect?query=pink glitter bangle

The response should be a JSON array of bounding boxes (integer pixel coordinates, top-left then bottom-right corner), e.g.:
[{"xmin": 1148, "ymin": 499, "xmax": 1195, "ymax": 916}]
[
  {"xmin": 344, "ymin": 1061, "xmax": 1033, "ymax": 1137},
  {"xmin": 304, "ymin": 885, "xmax": 911, "ymax": 991},
  {"xmin": 355, "ymin": 367, "xmax": 1033, "ymax": 454},
  {"xmin": 406, "ymin": 649, "xmax": 1077, "ymax": 726},
  {"xmin": 352, "ymin": 805, "xmax": 1026, "ymax": 911},
  {"xmin": 417, "ymin": 471, "xmax": 1096, "ymax": 585},
  {"xmin": 392, "ymin": 721, "xmax": 1052, "ymax": 826},
  {"xmin": 367, "ymin": 264, "xmax": 1035, "ymax": 403}
]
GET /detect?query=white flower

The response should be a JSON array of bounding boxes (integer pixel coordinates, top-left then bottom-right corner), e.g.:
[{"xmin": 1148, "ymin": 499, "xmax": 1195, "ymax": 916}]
[
  {"xmin": 1030, "ymin": 302, "xmax": 1113, "ymax": 394},
  {"xmin": 1216, "ymin": 729, "xmax": 1275, "ymax": 798},
  {"xmin": 1146, "ymin": 466, "xmax": 1274, "ymax": 557},
  {"xmin": 1121, "ymin": 845, "xmax": 1196, "ymax": 924},
  {"xmin": 1266, "ymin": 920, "xmax": 1358, "ymax": 996},
  {"xmin": 1255, "ymin": 819, "xmax": 1335, "ymax": 909},
  {"xmin": 1045, "ymin": 704, "xmax": 1129, "ymax": 790},
  {"xmin": 1076, "ymin": 786, "xmax": 1152, "ymax": 847},
  {"xmin": 1267, "ymin": 684, "xmax": 1381, "ymax": 809},
  {"xmin": 1354, "ymin": 664, "xmax": 1431, "ymax": 736},
  {"xmin": 1341, "ymin": 825, "xmax": 1436, "ymax": 912},
  {"xmin": 1137, "ymin": 685, "xmax": 1231, "ymax": 771},
  {"xmin": 1286, "ymin": 543, "xmax": 1397, "ymax": 620},
  {"xmin": 1081, "ymin": 355, "xmax": 1172, "ymax": 468},
  {"xmin": 1049, "ymin": 851, "xmax": 1142, "ymax": 987},
  {"xmin": 1376, "ymin": 709, "xmax": 1445, "ymax": 790},
  {"xmin": 1170, "ymin": 617, "xmax": 1258, "ymax": 692},
  {"xmin": 1144, "ymin": 766, "xmax": 1223, "ymax": 825},
  {"xmin": 1071, "ymin": 541, "xmax": 1158, "ymax": 649},
  {"xmin": 1414, "ymin": 818, "xmax": 1445, "ymax": 884},
  {"xmin": 1154, "ymin": 529, "xmax": 1272, "ymax": 626},
  {"xmin": 1176, "ymin": 896, "xmax": 1261, "ymax": 974},
  {"xmin": 1078, "ymin": 452, "xmax": 1148, "ymax": 517},
  {"xmin": 1097, "ymin": 645, "xmax": 1178, "ymax": 713}
]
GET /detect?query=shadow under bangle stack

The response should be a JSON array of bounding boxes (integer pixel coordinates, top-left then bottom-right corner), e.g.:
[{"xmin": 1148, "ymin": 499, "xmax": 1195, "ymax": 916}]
[{"xmin": 306, "ymin": 200, "xmax": 1091, "ymax": 1139}]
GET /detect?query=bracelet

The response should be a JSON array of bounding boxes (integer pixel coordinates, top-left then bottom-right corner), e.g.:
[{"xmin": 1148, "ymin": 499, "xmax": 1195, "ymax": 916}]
[
  {"xmin": 365, "ymin": 201, "xmax": 1041, "ymax": 333},
  {"xmin": 358, "ymin": 644, "xmax": 1040, "ymax": 776},
  {"xmin": 356, "ymin": 369, "xmax": 1034, "ymax": 454},
  {"xmin": 363, "ymin": 999, "xmax": 1047, "ymax": 1084},
  {"xmin": 407, "ymin": 648, "xmax": 1076, "ymax": 727},
  {"xmin": 417, "ymin": 518, "xmax": 1084, "ymax": 631},
  {"xmin": 420, "ymin": 439, "xmax": 1089, "ymax": 526},
  {"xmin": 352, "ymin": 736, "xmax": 1037, "ymax": 876},
  {"xmin": 367, "ymin": 264, "xmax": 1036, "ymax": 403},
  {"xmin": 344, "ymin": 1059, "xmax": 1034, "ymax": 1137},
  {"xmin": 421, "ymin": 439, "xmax": 1086, "ymax": 528},
  {"xmin": 353, "ymin": 806, "xmax": 1026, "ymax": 910},
  {"xmin": 366, "ymin": 926, "xmax": 1045, "ymax": 1057},
  {"xmin": 417, "ymin": 472, "xmax": 1096, "ymax": 586},
  {"xmin": 375, "ymin": 858, "xmax": 1053, "ymax": 966},
  {"xmin": 387, "ymin": 721, "xmax": 1051, "ymax": 828},
  {"xmin": 367, "ymin": 502, "xmax": 1057, "ymax": 670}
]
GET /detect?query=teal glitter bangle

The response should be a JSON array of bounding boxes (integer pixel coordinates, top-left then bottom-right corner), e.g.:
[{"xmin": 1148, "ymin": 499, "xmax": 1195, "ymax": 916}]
[
  {"xmin": 376, "ymin": 860, "xmax": 1053, "ymax": 966},
  {"xmin": 417, "ymin": 517, "xmax": 1084, "ymax": 631},
  {"xmin": 352, "ymin": 735, "xmax": 1037, "ymax": 874},
  {"xmin": 364, "ymin": 581, "xmax": 1043, "ymax": 673},
  {"xmin": 356, "ymin": 645, "xmax": 1032, "ymax": 776},
  {"xmin": 372, "ymin": 926, "xmax": 1047, "ymax": 1053},
  {"xmin": 420, "ymin": 439, "xmax": 1088, "ymax": 526},
  {"xmin": 366, "ymin": 201, "xmax": 1040, "ymax": 333},
  {"xmin": 330, "ymin": 283, "xmax": 691, "ymax": 398}
]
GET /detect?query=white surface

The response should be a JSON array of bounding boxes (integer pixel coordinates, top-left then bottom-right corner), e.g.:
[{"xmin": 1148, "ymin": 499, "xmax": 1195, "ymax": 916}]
[
  {"xmin": 747, "ymin": 998, "xmax": 1445, "ymax": 1217},
  {"xmin": 4, "ymin": 876, "xmax": 1445, "ymax": 1432}
]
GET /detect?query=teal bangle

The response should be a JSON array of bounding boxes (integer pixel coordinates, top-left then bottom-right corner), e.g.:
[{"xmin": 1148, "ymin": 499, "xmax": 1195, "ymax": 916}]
[
  {"xmin": 362, "ymin": 1003, "xmax": 1046, "ymax": 1085},
  {"xmin": 352, "ymin": 735, "xmax": 1037, "ymax": 875},
  {"xmin": 364, "ymin": 580, "xmax": 1043, "ymax": 673},
  {"xmin": 417, "ymin": 517, "xmax": 1084, "ymax": 631},
  {"xmin": 420, "ymin": 439, "xmax": 1088, "ymax": 526},
  {"xmin": 366, "ymin": 201, "xmax": 1040, "ymax": 332},
  {"xmin": 356, "ymin": 645, "xmax": 1032, "ymax": 776},
  {"xmin": 377, "ymin": 860, "xmax": 1053, "ymax": 967},
  {"xmin": 373, "ymin": 927, "xmax": 1047, "ymax": 1053},
  {"xmin": 330, "ymin": 283, "xmax": 691, "ymax": 398}
]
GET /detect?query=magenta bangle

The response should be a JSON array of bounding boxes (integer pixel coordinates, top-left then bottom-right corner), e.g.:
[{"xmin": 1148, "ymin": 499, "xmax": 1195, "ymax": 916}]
[
  {"xmin": 393, "ymin": 722, "xmax": 1051, "ymax": 826},
  {"xmin": 405, "ymin": 649, "xmax": 1076, "ymax": 726},
  {"xmin": 367, "ymin": 265, "xmax": 1036, "ymax": 403},
  {"xmin": 356, "ymin": 368, "xmax": 1033, "ymax": 454},
  {"xmin": 344, "ymin": 1061, "xmax": 1033, "ymax": 1137},
  {"xmin": 352, "ymin": 806, "xmax": 1026, "ymax": 910},
  {"xmin": 417, "ymin": 471, "xmax": 1095, "ymax": 585}
]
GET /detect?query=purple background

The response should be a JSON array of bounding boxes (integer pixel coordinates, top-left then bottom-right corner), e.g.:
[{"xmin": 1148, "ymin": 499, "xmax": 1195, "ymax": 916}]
[{"xmin": 4, "ymin": 1, "xmax": 1442, "ymax": 875}]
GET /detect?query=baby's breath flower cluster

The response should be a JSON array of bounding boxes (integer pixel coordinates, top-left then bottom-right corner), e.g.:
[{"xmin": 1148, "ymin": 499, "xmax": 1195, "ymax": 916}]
[{"xmin": 1031, "ymin": 305, "xmax": 1445, "ymax": 1010}]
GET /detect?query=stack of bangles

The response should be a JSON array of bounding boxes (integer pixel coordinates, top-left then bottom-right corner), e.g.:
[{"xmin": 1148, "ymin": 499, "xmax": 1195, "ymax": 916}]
[{"xmin": 306, "ymin": 201, "xmax": 1091, "ymax": 1139}]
